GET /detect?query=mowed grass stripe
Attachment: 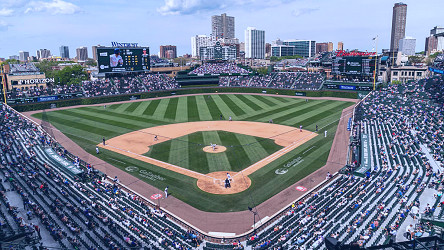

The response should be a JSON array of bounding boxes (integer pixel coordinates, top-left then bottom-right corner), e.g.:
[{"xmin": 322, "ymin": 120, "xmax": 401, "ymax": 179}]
[
  {"xmin": 249, "ymin": 95, "xmax": 278, "ymax": 107},
  {"xmin": 243, "ymin": 98, "xmax": 306, "ymax": 121},
  {"xmin": 218, "ymin": 131, "xmax": 250, "ymax": 172},
  {"xmin": 235, "ymin": 95, "xmax": 262, "ymax": 111},
  {"xmin": 146, "ymin": 140, "xmax": 172, "ymax": 163},
  {"xmin": 107, "ymin": 104, "xmax": 120, "ymax": 110},
  {"xmin": 151, "ymin": 99, "xmax": 171, "ymax": 120},
  {"xmin": 164, "ymin": 97, "xmax": 179, "ymax": 120},
  {"xmin": 195, "ymin": 95, "xmax": 213, "ymax": 120},
  {"xmin": 187, "ymin": 96, "xmax": 200, "ymax": 121},
  {"xmin": 56, "ymin": 109, "xmax": 147, "ymax": 132},
  {"xmin": 142, "ymin": 99, "xmax": 161, "ymax": 116},
  {"xmin": 39, "ymin": 113, "xmax": 118, "ymax": 138},
  {"xmin": 124, "ymin": 102, "xmax": 142, "ymax": 113},
  {"xmin": 226, "ymin": 95, "xmax": 256, "ymax": 115},
  {"xmin": 203, "ymin": 131, "xmax": 230, "ymax": 172},
  {"xmin": 81, "ymin": 107, "xmax": 166, "ymax": 125},
  {"xmin": 175, "ymin": 97, "xmax": 188, "ymax": 122},
  {"xmin": 168, "ymin": 135, "xmax": 190, "ymax": 168},
  {"xmin": 275, "ymin": 101, "xmax": 343, "ymax": 126},
  {"xmin": 235, "ymin": 134, "xmax": 270, "ymax": 164},
  {"xmin": 218, "ymin": 95, "xmax": 246, "ymax": 116},
  {"xmin": 132, "ymin": 101, "xmax": 151, "ymax": 116},
  {"xmin": 114, "ymin": 103, "xmax": 132, "ymax": 113},
  {"xmin": 211, "ymin": 95, "xmax": 236, "ymax": 119},
  {"xmin": 243, "ymin": 95, "xmax": 270, "ymax": 110},
  {"xmin": 188, "ymin": 132, "xmax": 210, "ymax": 173},
  {"xmin": 42, "ymin": 120, "xmax": 104, "ymax": 146},
  {"xmin": 271, "ymin": 96, "xmax": 291, "ymax": 103},
  {"xmin": 272, "ymin": 100, "xmax": 335, "ymax": 124},
  {"xmin": 297, "ymin": 102, "xmax": 353, "ymax": 128},
  {"xmin": 203, "ymin": 96, "xmax": 223, "ymax": 120}
]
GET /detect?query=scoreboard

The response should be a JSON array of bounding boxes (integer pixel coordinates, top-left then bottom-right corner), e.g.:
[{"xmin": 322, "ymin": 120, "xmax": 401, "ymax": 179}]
[
  {"xmin": 332, "ymin": 56, "xmax": 376, "ymax": 76},
  {"xmin": 97, "ymin": 47, "xmax": 150, "ymax": 73}
]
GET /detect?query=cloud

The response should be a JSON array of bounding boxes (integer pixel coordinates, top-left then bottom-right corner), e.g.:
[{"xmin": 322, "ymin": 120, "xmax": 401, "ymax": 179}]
[
  {"xmin": 25, "ymin": 0, "xmax": 82, "ymax": 15},
  {"xmin": 0, "ymin": 20, "xmax": 10, "ymax": 31},
  {"xmin": 157, "ymin": 0, "xmax": 226, "ymax": 15},
  {"xmin": 0, "ymin": 8, "xmax": 14, "ymax": 16},
  {"xmin": 292, "ymin": 7, "xmax": 319, "ymax": 17}
]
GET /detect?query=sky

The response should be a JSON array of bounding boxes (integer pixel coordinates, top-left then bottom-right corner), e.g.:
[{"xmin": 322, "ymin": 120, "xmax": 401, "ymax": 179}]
[{"xmin": 0, "ymin": 0, "xmax": 443, "ymax": 59}]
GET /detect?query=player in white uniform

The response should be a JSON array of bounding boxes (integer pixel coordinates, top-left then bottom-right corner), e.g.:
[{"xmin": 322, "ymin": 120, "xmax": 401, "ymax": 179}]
[{"xmin": 110, "ymin": 48, "xmax": 123, "ymax": 67}]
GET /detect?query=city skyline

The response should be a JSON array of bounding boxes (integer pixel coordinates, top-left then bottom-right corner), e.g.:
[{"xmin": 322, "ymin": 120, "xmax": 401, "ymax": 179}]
[{"xmin": 0, "ymin": 0, "xmax": 443, "ymax": 58}]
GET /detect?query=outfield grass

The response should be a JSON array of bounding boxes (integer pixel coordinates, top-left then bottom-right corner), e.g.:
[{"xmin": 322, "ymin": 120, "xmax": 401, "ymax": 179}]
[
  {"xmin": 33, "ymin": 94, "xmax": 354, "ymax": 212},
  {"xmin": 145, "ymin": 131, "xmax": 283, "ymax": 174}
]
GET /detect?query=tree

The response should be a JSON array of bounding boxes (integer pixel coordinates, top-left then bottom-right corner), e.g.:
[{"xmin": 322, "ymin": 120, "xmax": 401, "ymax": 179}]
[
  {"xmin": 408, "ymin": 55, "xmax": 423, "ymax": 64},
  {"xmin": 85, "ymin": 59, "xmax": 97, "ymax": 67},
  {"xmin": 255, "ymin": 67, "xmax": 268, "ymax": 75}
]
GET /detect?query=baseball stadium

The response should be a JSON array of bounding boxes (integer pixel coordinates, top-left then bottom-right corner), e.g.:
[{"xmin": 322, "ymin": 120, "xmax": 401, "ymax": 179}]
[{"xmin": 1, "ymin": 23, "xmax": 444, "ymax": 249}]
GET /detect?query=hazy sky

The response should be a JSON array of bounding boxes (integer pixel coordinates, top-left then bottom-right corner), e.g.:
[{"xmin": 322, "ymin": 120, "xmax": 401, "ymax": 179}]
[{"xmin": 0, "ymin": 0, "xmax": 442, "ymax": 58}]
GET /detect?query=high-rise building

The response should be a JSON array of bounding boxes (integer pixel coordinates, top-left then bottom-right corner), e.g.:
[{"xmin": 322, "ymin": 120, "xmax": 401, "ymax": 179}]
[
  {"xmin": 398, "ymin": 37, "xmax": 416, "ymax": 56},
  {"xmin": 19, "ymin": 51, "xmax": 29, "ymax": 62},
  {"xmin": 425, "ymin": 36, "xmax": 438, "ymax": 55},
  {"xmin": 430, "ymin": 26, "xmax": 444, "ymax": 52},
  {"xmin": 59, "ymin": 46, "xmax": 70, "ymax": 59},
  {"xmin": 36, "ymin": 49, "xmax": 51, "ymax": 59},
  {"xmin": 92, "ymin": 45, "xmax": 104, "ymax": 61},
  {"xmin": 338, "ymin": 42, "xmax": 344, "ymax": 51},
  {"xmin": 245, "ymin": 27, "xmax": 265, "ymax": 59},
  {"xmin": 191, "ymin": 35, "xmax": 214, "ymax": 58},
  {"xmin": 316, "ymin": 43, "xmax": 329, "ymax": 54},
  {"xmin": 76, "ymin": 47, "xmax": 88, "ymax": 61},
  {"xmin": 160, "ymin": 45, "xmax": 177, "ymax": 59},
  {"xmin": 211, "ymin": 13, "xmax": 235, "ymax": 39},
  {"xmin": 327, "ymin": 42, "xmax": 334, "ymax": 52},
  {"xmin": 390, "ymin": 2, "xmax": 407, "ymax": 52},
  {"xmin": 200, "ymin": 41, "xmax": 237, "ymax": 61},
  {"xmin": 283, "ymin": 40, "xmax": 316, "ymax": 58},
  {"xmin": 9, "ymin": 55, "xmax": 19, "ymax": 60}
]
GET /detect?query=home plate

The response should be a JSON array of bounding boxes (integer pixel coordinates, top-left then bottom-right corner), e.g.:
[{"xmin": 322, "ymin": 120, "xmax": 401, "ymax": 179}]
[{"xmin": 295, "ymin": 186, "xmax": 307, "ymax": 192}]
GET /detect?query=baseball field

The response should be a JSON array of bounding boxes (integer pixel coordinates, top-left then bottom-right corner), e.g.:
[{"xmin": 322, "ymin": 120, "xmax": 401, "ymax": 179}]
[{"xmin": 32, "ymin": 94, "xmax": 354, "ymax": 212}]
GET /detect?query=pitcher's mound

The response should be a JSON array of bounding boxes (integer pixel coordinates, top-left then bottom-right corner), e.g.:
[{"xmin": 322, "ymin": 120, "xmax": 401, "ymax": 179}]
[
  {"xmin": 197, "ymin": 171, "xmax": 251, "ymax": 194},
  {"xmin": 203, "ymin": 146, "xmax": 227, "ymax": 153}
]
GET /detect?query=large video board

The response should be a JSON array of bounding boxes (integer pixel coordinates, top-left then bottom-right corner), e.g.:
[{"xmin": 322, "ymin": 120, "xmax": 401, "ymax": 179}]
[
  {"xmin": 332, "ymin": 56, "xmax": 376, "ymax": 76},
  {"xmin": 97, "ymin": 47, "xmax": 150, "ymax": 73}
]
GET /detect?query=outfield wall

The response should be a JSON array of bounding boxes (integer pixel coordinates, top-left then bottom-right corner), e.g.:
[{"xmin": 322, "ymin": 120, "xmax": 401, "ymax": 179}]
[{"xmin": 11, "ymin": 87, "xmax": 358, "ymax": 112}]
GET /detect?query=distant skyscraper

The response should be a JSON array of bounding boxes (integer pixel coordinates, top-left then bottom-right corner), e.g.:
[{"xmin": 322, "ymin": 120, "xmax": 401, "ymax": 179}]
[
  {"xmin": 19, "ymin": 51, "xmax": 29, "ymax": 62},
  {"xmin": 160, "ymin": 45, "xmax": 177, "ymax": 59},
  {"xmin": 316, "ymin": 43, "xmax": 330, "ymax": 54},
  {"xmin": 425, "ymin": 36, "xmax": 438, "ymax": 55},
  {"xmin": 36, "ymin": 49, "xmax": 51, "ymax": 59},
  {"xmin": 191, "ymin": 35, "xmax": 214, "ymax": 58},
  {"xmin": 59, "ymin": 46, "xmax": 69, "ymax": 59},
  {"xmin": 430, "ymin": 26, "xmax": 444, "ymax": 52},
  {"xmin": 9, "ymin": 55, "xmax": 19, "ymax": 60},
  {"xmin": 211, "ymin": 13, "xmax": 235, "ymax": 39},
  {"xmin": 337, "ymin": 42, "xmax": 344, "ymax": 51},
  {"xmin": 92, "ymin": 45, "xmax": 103, "ymax": 61},
  {"xmin": 390, "ymin": 2, "xmax": 407, "ymax": 52},
  {"xmin": 245, "ymin": 27, "xmax": 265, "ymax": 59},
  {"xmin": 76, "ymin": 47, "xmax": 88, "ymax": 61},
  {"xmin": 398, "ymin": 37, "xmax": 416, "ymax": 56}
]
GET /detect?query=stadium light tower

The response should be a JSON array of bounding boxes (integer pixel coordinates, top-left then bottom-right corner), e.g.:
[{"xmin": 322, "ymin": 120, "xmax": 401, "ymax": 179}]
[
  {"xmin": 372, "ymin": 36, "xmax": 378, "ymax": 91},
  {"xmin": 248, "ymin": 206, "xmax": 258, "ymax": 234}
]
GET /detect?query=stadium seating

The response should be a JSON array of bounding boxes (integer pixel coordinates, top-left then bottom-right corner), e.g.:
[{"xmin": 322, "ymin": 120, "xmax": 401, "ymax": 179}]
[{"xmin": 188, "ymin": 63, "xmax": 251, "ymax": 75}]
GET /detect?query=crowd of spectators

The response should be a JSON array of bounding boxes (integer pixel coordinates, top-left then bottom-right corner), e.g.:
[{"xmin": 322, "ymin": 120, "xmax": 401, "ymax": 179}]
[
  {"xmin": 6, "ymin": 73, "xmax": 179, "ymax": 101},
  {"xmin": 274, "ymin": 58, "xmax": 309, "ymax": 69},
  {"xmin": 219, "ymin": 72, "xmax": 324, "ymax": 90},
  {"xmin": 242, "ymin": 75, "xmax": 444, "ymax": 249},
  {"xmin": 188, "ymin": 63, "xmax": 251, "ymax": 75},
  {"xmin": 0, "ymin": 103, "xmax": 203, "ymax": 249},
  {"xmin": 432, "ymin": 53, "xmax": 444, "ymax": 70}
]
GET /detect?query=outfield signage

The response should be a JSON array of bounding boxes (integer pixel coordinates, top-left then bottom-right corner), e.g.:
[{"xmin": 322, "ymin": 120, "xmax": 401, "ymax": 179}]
[
  {"xmin": 295, "ymin": 92, "xmax": 306, "ymax": 96},
  {"xmin": 17, "ymin": 78, "xmax": 55, "ymax": 85},
  {"xmin": 44, "ymin": 147, "xmax": 83, "ymax": 175},
  {"xmin": 336, "ymin": 50, "xmax": 376, "ymax": 57},
  {"xmin": 339, "ymin": 85, "xmax": 356, "ymax": 90},
  {"xmin": 275, "ymin": 157, "xmax": 304, "ymax": 175},
  {"xmin": 355, "ymin": 134, "xmax": 370, "ymax": 175},
  {"xmin": 429, "ymin": 67, "xmax": 444, "ymax": 74},
  {"xmin": 38, "ymin": 96, "xmax": 58, "ymax": 102}
]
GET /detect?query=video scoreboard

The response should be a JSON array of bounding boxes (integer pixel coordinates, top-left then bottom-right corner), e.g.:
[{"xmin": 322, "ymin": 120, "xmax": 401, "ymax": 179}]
[
  {"xmin": 332, "ymin": 56, "xmax": 377, "ymax": 76},
  {"xmin": 97, "ymin": 47, "xmax": 150, "ymax": 73}
]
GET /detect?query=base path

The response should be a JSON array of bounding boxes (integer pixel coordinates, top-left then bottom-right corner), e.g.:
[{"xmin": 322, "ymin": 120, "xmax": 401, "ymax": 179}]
[{"xmin": 98, "ymin": 121, "xmax": 316, "ymax": 194}]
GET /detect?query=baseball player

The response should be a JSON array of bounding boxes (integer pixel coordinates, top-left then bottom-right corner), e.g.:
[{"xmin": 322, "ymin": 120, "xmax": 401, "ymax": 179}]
[
  {"xmin": 212, "ymin": 143, "xmax": 216, "ymax": 151},
  {"xmin": 110, "ymin": 48, "xmax": 124, "ymax": 67},
  {"xmin": 300, "ymin": 125, "xmax": 303, "ymax": 132},
  {"xmin": 102, "ymin": 137, "xmax": 106, "ymax": 146},
  {"xmin": 227, "ymin": 173, "xmax": 232, "ymax": 182},
  {"xmin": 316, "ymin": 124, "xmax": 318, "ymax": 132},
  {"xmin": 229, "ymin": 116, "xmax": 232, "ymax": 121},
  {"xmin": 154, "ymin": 135, "xmax": 158, "ymax": 141},
  {"xmin": 96, "ymin": 146, "xmax": 99, "ymax": 154},
  {"xmin": 164, "ymin": 186, "xmax": 168, "ymax": 198},
  {"xmin": 325, "ymin": 130, "xmax": 327, "ymax": 137}
]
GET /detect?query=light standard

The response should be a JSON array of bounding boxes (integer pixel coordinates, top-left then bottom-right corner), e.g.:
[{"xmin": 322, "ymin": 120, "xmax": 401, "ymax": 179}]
[
  {"xmin": 372, "ymin": 36, "xmax": 379, "ymax": 91},
  {"xmin": 248, "ymin": 206, "xmax": 258, "ymax": 234}
]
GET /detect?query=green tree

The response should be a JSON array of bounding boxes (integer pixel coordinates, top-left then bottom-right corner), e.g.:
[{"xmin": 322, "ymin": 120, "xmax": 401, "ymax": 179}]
[{"xmin": 85, "ymin": 59, "xmax": 97, "ymax": 67}]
